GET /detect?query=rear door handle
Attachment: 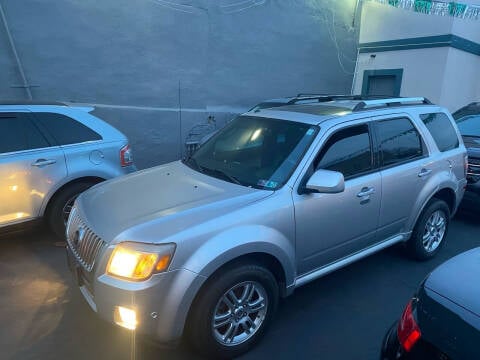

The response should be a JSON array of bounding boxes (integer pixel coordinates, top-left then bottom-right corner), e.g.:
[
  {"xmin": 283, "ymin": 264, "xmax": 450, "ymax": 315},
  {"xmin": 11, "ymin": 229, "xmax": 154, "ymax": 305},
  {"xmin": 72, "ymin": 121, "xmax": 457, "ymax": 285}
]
[
  {"xmin": 418, "ymin": 168, "xmax": 432, "ymax": 177},
  {"xmin": 357, "ymin": 187, "xmax": 375, "ymax": 198},
  {"xmin": 31, "ymin": 159, "xmax": 57, "ymax": 167}
]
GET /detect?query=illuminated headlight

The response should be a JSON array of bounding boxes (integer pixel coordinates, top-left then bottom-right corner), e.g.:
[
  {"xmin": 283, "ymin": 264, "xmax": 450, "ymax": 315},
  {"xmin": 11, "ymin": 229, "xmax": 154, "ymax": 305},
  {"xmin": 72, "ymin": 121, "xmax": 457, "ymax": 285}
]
[{"xmin": 107, "ymin": 242, "xmax": 176, "ymax": 281}]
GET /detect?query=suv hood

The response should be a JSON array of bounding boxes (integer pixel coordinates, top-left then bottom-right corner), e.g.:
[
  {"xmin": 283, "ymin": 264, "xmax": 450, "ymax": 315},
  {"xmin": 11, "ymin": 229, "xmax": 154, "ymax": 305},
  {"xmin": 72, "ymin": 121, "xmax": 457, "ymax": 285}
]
[
  {"xmin": 425, "ymin": 247, "xmax": 480, "ymax": 317},
  {"xmin": 76, "ymin": 161, "xmax": 272, "ymax": 242}
]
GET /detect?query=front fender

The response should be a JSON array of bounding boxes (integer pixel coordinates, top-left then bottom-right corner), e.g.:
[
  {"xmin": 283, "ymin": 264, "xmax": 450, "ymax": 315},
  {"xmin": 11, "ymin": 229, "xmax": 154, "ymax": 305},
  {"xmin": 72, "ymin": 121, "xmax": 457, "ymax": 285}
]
[{"xmin": 182, "ymin": 225, "xmax": 296, "ymax": 290}]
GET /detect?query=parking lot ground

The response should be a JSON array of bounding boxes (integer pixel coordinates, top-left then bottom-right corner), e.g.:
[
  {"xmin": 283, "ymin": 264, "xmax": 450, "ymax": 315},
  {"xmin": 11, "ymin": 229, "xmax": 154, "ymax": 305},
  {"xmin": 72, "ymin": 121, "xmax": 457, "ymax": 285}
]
[{"xmin": 0, "ymin": 209, "xmax": 478, "ymax": 360}]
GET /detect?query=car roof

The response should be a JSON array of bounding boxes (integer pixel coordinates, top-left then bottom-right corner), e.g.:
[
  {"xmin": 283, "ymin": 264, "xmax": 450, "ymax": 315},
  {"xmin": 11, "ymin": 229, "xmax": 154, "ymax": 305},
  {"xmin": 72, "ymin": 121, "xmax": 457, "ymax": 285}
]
[
  {"xmin": 0, "ymin": 100, "xmax": 69, "ymax": 106},
  {"xmin": 0, "ymin": 101, "xmax": 95, "ymax": 113},
  {"xmin": 247, "ymin": 97, "xmax": 437, "ymax": 125},
  {"xmin": 453, "ymin": 102, "xmax": 480, "ymax": 119}
]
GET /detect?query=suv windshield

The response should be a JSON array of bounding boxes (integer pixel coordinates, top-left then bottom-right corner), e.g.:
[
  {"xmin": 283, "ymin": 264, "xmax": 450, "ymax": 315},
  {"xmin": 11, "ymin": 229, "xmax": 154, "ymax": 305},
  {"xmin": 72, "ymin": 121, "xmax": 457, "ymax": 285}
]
[
  {"xmin": 184, "ymin": 116, "xmax": 318, "ymax": 190},
  {"xmin": 455, "ymin": 115, "xmax": 480, "ymax": 138}
]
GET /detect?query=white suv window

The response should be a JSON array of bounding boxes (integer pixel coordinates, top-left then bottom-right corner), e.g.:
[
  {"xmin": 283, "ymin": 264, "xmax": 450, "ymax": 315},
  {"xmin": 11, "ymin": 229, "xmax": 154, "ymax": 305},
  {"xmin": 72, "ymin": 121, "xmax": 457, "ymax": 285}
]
[
  {"xmin": 420, "ymin": 113, "xmax": 459, "ymax": 152},
  {"xmin": 315, "ymin": 124, "xmax": 373, "ymax": 179},
  {"xmin": 0, "ymin": 113, "xmax": 50, "ymax": 154},
  {"xmin": 33, "ymin": 113, "xmax": 102, "ymax": 145},
  {"xmin": 375, "ymin": 117, "xmax": 424, "ymax": 167}
]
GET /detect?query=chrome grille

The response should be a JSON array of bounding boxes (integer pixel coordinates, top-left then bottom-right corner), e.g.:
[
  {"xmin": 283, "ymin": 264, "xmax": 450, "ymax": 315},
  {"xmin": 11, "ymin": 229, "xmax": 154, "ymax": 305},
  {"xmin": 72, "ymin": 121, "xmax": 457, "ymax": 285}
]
[{"xmin": 66, "ymin": 207, "xmax": 106, "ymax": 272}]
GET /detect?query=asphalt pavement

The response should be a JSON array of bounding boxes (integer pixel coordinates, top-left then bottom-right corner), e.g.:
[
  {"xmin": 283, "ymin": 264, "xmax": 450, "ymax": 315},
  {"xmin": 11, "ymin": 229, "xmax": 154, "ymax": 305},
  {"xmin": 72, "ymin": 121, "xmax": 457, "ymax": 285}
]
[{"xmin": 0, "ymin": 209, "xmax": 478, "ymax": 360}]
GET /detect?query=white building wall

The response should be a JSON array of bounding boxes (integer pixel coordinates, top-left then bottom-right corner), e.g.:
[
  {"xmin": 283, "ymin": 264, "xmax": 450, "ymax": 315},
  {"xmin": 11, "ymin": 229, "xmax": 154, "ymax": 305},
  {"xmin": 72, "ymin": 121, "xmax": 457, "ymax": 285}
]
[
  {"xmin": 360, "ymin": 1, "xmax": 452, "ymax": 42},
  {"xmin": 355, "ymin": 1, "xmax": 480, "ymax": 112},
  {"xmin": 440, "ymin": 47, "xmax": 480, "ymax": 110},
  {"xmin": 353, "ymin": 48, "xmax": 449, "ymax": 102}
]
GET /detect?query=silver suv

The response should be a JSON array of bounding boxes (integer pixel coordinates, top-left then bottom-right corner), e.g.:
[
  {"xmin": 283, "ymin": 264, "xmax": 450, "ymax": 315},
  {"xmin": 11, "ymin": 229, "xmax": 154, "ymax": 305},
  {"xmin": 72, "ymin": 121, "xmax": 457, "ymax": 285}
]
[
  {"xmin": 66, "ymin": 97, "xmax": 467, "ymax": 358},
  {"xmin": 0, "ymin": 101, "xmax": 136, "ymax": 238}
]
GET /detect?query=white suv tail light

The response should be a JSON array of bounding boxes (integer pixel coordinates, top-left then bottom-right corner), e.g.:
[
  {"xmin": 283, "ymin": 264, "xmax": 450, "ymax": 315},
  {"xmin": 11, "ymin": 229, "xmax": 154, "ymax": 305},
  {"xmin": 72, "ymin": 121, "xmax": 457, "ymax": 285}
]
[{"xmin": 120, "ymin": 144, "xmax": 133, "ymax": 167}]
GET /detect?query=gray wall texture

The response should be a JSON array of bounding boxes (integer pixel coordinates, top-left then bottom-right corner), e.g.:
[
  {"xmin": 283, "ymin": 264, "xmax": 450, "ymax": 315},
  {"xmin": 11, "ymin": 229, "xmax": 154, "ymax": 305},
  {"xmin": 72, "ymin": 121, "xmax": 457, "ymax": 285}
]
[{"xmin": 1, "ymin": 0, "xmax": 359, "ymax": 169}]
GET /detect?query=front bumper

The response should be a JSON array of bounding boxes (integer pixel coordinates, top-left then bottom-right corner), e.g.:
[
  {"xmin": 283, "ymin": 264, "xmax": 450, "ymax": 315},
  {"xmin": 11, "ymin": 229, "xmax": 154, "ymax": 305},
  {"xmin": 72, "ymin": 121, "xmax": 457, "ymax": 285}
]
[{"xmin": 66, "ymin": 244, "xmax": 206, "ymax": 345}]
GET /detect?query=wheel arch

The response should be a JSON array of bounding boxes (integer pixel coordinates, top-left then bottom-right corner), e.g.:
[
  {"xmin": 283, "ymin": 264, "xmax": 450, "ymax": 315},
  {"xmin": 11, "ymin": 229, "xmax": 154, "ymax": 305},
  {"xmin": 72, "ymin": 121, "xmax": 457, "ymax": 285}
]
[
  {"xmin": 43, "ymin": 176, "xmax": 105, "ymax": 216},
  {"xmin": 407, "ymin": 185, "xmax": 457, "ymax": 234}
]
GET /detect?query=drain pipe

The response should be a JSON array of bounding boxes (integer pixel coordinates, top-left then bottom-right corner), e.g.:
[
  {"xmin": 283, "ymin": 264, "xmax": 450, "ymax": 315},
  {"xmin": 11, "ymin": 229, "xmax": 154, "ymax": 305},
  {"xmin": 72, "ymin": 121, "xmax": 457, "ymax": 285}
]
[
  {"xmin": 0, "ymin": 2, "xmax": 32, "ymax": 99},
  {"xmin": 351, "ymin": 0, "xmax": 362, "ymax": 95}
]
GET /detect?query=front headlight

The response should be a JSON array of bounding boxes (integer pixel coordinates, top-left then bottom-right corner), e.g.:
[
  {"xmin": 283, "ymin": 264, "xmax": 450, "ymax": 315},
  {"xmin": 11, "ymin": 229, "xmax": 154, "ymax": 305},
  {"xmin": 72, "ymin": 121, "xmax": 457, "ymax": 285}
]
[{"xmin": 107, "ymin": 242, "xmax": 176, "ymax": 281}]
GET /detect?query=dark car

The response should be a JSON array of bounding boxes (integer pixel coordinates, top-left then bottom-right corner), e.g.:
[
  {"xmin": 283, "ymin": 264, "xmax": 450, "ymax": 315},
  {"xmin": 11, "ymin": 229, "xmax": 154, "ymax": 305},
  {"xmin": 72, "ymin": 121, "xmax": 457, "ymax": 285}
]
[
  {"xmin": 453, "ymin": 102, "xmax": 480, "ymax": 208},
  {"xmin": 381, "ymin": 247, "xmax": 480, "ymax": 359}
]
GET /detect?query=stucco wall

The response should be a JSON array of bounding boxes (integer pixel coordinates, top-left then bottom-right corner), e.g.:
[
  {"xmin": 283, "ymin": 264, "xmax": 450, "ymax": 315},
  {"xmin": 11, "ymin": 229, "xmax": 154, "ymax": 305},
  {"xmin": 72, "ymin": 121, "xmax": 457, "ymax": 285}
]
[
  {"xmin": 359, "ymin": 1, "xmax": 452, "ymax": 43},
  {"xmin": 440, "ymin": 47, "xmax": 480, "ymax": 111},
  {"xmin": 355, "ymin": 1, "xmax": 480, "ymax": 112},
  {"xmin": 1, "ymin": 0, "xmax": 359, "ymax": 168},
  {"xmin": 353, "ymin": 48, "xmax": 449, "ymax": 102}
]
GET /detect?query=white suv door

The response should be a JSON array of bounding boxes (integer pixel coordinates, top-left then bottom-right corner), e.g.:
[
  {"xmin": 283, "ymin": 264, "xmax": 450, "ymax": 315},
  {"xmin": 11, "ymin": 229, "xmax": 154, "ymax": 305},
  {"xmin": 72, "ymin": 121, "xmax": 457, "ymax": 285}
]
[
  {"xmin": 293, "ymin": 123, "xmax": 381, "ymax": 275},
  {"xmin": 0, "ymin": 112, "xmax": 67, "ymax": 226},
  {"xmin": 372, "ymin": 115, "xmax": 430, "ymax": 241}
]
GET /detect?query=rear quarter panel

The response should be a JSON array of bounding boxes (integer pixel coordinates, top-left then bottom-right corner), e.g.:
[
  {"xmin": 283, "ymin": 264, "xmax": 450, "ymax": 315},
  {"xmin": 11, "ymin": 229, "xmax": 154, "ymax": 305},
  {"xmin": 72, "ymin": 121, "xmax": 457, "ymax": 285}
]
[
  {"xmin": 404, "ymin": 108, "xmax": 467, "ymax": 231},
  {"xmin": 38, "ymin": 140, "xmax": 133, "ymax": 215}
]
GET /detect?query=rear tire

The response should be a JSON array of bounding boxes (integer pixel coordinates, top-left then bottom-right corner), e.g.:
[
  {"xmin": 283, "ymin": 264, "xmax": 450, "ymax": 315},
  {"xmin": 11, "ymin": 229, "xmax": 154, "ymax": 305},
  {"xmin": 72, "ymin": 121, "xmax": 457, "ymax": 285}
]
[
  {"xmin": 46, "ymin": 182, "xmax": 97, "ymax": 239},
  {"xmin": 186, "ymin": 263, "xmax": 279, "ymax": 359},
  {"xmin": 407, "ymin": 198, "xmax": 450, "ymax": 261}
]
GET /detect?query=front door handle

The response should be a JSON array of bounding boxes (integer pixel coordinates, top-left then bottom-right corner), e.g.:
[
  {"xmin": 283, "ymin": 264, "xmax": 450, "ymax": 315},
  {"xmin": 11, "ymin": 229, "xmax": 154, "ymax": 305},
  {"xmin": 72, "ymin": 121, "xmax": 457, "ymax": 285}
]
[
  {"xmin": 357, "ymin": 187, "xmax": 375, "ymax": 198},
  {"xmin": 31, "ymin": 159, "xmax": 57, "ymax": 167},
  {"xmin": 418, "ymin": 168, "xmax": 432, "ymax": 177}
]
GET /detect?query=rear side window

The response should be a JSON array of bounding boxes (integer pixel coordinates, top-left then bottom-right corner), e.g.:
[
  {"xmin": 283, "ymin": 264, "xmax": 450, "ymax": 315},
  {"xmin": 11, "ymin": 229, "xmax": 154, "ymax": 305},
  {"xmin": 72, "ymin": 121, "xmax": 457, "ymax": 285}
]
[
  {"xmin": 316, "ymin": 124, "xmax": 372, "ymax": 179},
  {"xmin": 376, "ymin": 117, "xmax": 424, "ymax": 167},
  {"xmin": 420, "ymin": 113, "xmax": 459, "ymax": 152},
  {"xmin": 33, "ymin": 113, "xmax": 102, "ymax": 145},
  {"xmin": 0, "ymin": 113, "xmax": 49, "ymax": 154}
]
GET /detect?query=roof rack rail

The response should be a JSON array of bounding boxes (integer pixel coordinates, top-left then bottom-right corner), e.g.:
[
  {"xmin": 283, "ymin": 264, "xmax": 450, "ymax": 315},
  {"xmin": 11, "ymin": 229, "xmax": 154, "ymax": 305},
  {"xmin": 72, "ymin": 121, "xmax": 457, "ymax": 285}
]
[
  {"xmin": 286, "ymin": 95, "xmax": 336, "ymax": 105},
  {"xmin": 353, "ymin": 97, "xmax": 432, "ymax": 111},
  {"xmin": 297, "ymin": 93, "xmax": 323, "ymax": 97}
]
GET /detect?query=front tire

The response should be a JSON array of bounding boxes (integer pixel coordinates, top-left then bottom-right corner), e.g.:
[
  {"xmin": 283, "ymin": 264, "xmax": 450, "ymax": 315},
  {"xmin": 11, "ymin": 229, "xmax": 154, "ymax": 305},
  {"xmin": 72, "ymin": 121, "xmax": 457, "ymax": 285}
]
[
  {"xmin": 46, "ymin": 182, "xmax": 97, "ymax": 239},
  {"xmin": 408, "ymin": 198, "xmax": 450, "ymax": 261},
  {"xmin": 186, "ymin": 264, "xmax": 279, "ymax": 359}
]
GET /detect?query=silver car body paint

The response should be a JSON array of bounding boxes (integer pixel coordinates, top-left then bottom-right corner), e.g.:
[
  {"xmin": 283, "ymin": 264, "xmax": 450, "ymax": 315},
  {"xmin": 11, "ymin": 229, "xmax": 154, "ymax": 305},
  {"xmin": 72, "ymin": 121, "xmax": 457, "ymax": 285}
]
[
  {"xmin": 0, "ymin": 104, "xmax": 135, "ymax": 227},
  {"xmin": 67, "ymin": 102, "xmax": 467, "ymax": 344}
]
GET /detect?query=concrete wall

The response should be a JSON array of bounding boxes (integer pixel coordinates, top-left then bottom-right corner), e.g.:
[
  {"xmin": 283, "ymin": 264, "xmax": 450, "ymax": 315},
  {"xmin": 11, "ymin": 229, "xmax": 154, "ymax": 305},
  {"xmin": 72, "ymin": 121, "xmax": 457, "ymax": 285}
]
[
  {"xmin": 360, "ymin": 1, "xmax": 453, "ymax": 42},
  {"xmin": 440, "ymin": 47, "xmax": 480, "ymax": 111},
  {"xmin": 1, "ymin": 0, "xmax": 359, "ymax": 169},
  {"xmin": 354, "ymin": 1, "xmax": 480, "ymax": 112},
  {"xmin": 353, "ymin": 47, "xmax": 450, "ymax": 103}
]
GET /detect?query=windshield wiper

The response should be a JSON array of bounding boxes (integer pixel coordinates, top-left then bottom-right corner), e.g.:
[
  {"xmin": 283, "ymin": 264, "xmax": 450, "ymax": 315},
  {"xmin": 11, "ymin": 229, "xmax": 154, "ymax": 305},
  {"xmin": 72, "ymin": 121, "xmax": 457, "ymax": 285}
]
[
  {"xmin": 183, "ymin": 157, "xmax": 204, "ymax": 173},
  {"xmin": 201, "ymin": 167, "xmax": 243, "ymax": 186}
]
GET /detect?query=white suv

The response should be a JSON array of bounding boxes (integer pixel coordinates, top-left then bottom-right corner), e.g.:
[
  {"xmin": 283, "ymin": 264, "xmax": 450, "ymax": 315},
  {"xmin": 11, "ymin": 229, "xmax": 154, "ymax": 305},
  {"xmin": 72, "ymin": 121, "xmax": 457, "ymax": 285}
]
[
  {"xmin": 0, "ymin": 101, "xmax": 136, "ymax": 237},
  {"xmin": 67, "ymin": 96, "xmax": 466, "ymax": 358}
]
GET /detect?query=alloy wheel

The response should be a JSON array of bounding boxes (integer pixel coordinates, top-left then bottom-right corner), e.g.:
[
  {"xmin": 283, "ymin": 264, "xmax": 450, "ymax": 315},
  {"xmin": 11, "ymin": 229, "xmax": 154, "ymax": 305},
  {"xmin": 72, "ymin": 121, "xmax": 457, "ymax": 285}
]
[
  {"xmin": 422, "ymin": 210, "xmax": 447, "ymax": 253},
  {"xmin": 212, "ymin": 281, "xmax": 268, "ymax": 346}
]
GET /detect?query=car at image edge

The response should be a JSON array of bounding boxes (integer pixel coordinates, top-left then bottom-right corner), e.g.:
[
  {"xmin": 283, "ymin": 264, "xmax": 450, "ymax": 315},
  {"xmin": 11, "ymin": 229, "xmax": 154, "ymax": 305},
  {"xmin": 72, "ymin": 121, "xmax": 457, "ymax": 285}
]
[
  {"xmin": 0, "ymin": 101, "xmax": 136, "ymax": 238},
  {"xmin": 66, "ymin": 96, "xmax": 467, "ymax": 359},
  {"xmin": 381, "ymin": 247, "xmax": 480, "ymax": 359},
  {"xmin": 453, "ymin": 102, "xmax": 480, "ymax": 209}
]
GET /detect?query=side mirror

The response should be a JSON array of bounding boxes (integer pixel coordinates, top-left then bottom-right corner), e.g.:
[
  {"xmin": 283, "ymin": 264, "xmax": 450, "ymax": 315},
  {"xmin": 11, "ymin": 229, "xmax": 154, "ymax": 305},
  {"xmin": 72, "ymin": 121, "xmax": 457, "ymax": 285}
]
[{"xmin": 305, "ymin": 169, "xmax": 345, "ymax": 193}]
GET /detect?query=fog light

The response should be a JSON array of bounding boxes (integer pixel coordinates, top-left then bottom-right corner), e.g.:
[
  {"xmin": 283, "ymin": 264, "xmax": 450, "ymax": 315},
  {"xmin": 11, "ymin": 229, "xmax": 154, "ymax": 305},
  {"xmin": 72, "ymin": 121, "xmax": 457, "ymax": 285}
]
[{"xmin": 114, "ymin": 306, "xmax": 137, "ymax": 330}]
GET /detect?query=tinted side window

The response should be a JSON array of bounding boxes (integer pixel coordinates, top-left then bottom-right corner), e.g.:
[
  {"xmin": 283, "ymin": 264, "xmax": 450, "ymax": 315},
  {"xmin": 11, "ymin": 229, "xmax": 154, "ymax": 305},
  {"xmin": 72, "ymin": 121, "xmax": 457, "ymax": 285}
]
[
  {"xmin": 34, "ymin": 113, "xmax": 102, "ymax": 145},
  {"xmin": 420, "ymin": 113, "xmax": 459, "ymax": 152},
  {"xmin": 376, "ymin": 117, "xmax": 423, "ymax": 167},
  {"xmin": 316, "ymin": 124, "xmax": 372, "ymax": 179},
  {"xmin": 0, "ymin": 114, "xmax": 49, "ymax": 154}
]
